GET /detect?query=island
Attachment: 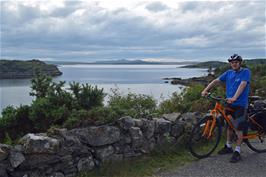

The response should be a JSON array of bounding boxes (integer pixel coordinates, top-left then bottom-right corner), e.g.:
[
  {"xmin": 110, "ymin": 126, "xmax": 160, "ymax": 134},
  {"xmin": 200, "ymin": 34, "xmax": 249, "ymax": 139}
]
[{"xmin": 0, "ymin": 59, "xmax": 62, "ymax": 79}]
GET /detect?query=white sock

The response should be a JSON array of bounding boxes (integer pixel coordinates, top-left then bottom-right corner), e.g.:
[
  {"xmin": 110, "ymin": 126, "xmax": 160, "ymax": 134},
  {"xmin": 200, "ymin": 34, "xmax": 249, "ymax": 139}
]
[
  {"xmin": 226, "ymin": 141, "xmax": 232, "ymax": 148},
  {"xmin": 235, "ymin": 146, "xmax": 241, "ymax": 153}
]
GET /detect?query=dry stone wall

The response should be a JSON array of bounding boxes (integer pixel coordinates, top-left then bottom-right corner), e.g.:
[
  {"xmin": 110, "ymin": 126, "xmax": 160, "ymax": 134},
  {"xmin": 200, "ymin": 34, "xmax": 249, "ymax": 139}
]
[{"xmin": 0, "ymin": 112, "xmax": 203, "ymax": 177}]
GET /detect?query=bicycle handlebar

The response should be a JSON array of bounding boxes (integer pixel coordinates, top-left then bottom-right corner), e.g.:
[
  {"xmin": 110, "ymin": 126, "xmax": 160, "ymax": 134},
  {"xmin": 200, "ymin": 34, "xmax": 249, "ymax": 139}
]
[{"xmin": 205, "ymin": 93, "xmax": 227, "ymax": 103}]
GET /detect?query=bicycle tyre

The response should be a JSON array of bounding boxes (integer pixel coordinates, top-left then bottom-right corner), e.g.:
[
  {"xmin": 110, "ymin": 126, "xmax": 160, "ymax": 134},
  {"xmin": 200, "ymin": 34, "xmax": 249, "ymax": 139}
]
[
  {"xmin": 245, "ymin": 129, "xmax": 266, "ymax": 153},
  {"xmin": 188, "ymin": 116, "xmax": 222, "ymax": 159}
]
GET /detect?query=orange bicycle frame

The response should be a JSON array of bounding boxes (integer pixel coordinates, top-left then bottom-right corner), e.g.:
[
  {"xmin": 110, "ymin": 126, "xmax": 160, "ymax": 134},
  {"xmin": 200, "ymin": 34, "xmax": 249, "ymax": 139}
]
[{"xmin": 203, "ymin": 101, "xmax": 262, "ymax": 140}]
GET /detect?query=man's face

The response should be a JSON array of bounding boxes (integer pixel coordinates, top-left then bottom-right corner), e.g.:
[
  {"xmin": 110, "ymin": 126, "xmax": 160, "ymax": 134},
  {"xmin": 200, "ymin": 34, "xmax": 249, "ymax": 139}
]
[{"xmin": 230, "ymin": 60, "xmax": 241, "ymax": 71}]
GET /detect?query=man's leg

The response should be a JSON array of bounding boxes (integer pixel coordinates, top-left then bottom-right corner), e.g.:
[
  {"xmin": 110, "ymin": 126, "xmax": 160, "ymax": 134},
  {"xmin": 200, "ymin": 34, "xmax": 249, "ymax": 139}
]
[
  {"xmin": 230, "ymin": 108, "xmax": 247, "ymax": 163},
  {"xmin": 235, "ymin": 130, "xmax": 243, "ymax": 152},
  {"xmin": 226, "ymin": 127, "xmax": 234, "ymax": 148},
  {"xmin": 218, "ymin": 127, "xmax": 233, "ymax": 154}
]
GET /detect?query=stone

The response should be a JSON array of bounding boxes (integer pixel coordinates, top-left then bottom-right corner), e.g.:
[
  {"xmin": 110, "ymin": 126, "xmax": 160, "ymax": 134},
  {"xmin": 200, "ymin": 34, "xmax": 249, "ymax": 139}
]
[
  {"xmin": 156, "ymin": 133, "xmax": 176, "ymax": 147},
  {"xmin": 0, "ymin": 164, "xmax": 8, "ymax": 177},
  {"xmin": 9, "ymin": 150, "xmax": 25, "ymax": 168},
  {"xmin": 141, "ymin": 137, "xmax": 155, "ymax": 153},
  {"xmin": 95, "ymin": 145, "xmax": 115, "ymax": 162},
  {"xmin": 19, "ymin": 133, "xmax": 60, "ymax": 154},
  {"xmin": 142, "ymin": 119, "xmax": 155, "ymax": 139},
  {"xmin": 170, "ymin": 122, "xmax": 185, "ymax": 138},
  {"xmin": 154, "ymin": 118, "xmax": 171, "ymax": 134},
  {"xmin": 117, "ymin": 116, "xmax": 135, "ymax": 130},
  {"xmin": 19, "ymin": 154, "xmax": 61, "ymax": 170},
  {"xmin": 119, "ymin": 133, "xmax": 132, "ymax": 145},
  {"xmin": 49, "ymin": 172, "xmax": 65, "ymax": 177},
  {"xmin": 254, "ymin": 100, "xmax": 266, "ymax": 110},
  {"xmin": 77, "ymin": 157, "xmax": 95, "ymax": 172},
  {"xmin": 109, "ymin": 154, "xmax": 123, "ymax": 162},
  {"xmin": 162, "ymin": 113, "xmax": 181, "ymax": 122},
  {"xmin": 0, "ymin": 144, "xmax": 11, "ymax": 161},
  {"xmin": 132, "ymin": 118, "xmax": 143, "ymax": 127},
  {"xmin": 68, "ymin": 126, "xmax": 120, "ymax": 146},
  {"xmin": 129, "ymin": 127, "xmax": 143, "ymax": 149},
  {"xmin": 179, "ymin": 112, "xmax": 202, "ymax": 124}
]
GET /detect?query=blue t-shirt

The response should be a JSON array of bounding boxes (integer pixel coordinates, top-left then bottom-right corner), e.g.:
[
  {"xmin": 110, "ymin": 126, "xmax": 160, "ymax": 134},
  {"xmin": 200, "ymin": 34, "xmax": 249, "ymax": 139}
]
[{"xmin": 218, "ymin": 68, "xmax": 250, "ymax": 108}]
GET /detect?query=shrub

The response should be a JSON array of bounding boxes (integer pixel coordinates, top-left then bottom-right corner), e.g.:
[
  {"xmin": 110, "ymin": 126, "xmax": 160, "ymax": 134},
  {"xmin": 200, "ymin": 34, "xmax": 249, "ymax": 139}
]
[
  {"xmin": 0, "ymin": 105, "xmax": 32, "ymax": 142},
  {"xmin": 30, "ymin": 73, "xmax": 53, "ymax": 98},
  {"xmin": 158, "ymin": 84, "xmax": 225, "ymax": 114},
  {"xmin": 108, "ymin": 89, "xmax": 157, "ymax": 118},
  {"xmin": 69, "ymin": 82, "xmax": 106, "ymax": 110},
  {"xmin": 63, "ymin": 109, "xmax": 90, "ymax": 128}
]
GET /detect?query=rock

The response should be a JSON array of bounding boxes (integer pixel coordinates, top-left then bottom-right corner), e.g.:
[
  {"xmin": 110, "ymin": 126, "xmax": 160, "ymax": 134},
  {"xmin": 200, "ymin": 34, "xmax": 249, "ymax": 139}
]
[
  {"xmin": 170, "ymin": 122, "xmax": 185, "ymax": 138},
  {"xmin": 156, "ymin": 133, "xmax": 176, "ymax": 147},
  {"xmin": 117, "ymin": 116, "xmax": 135, "ymax": 130},
  {"xmin": 68, "ymin": 126, "xmax": 120, "ymax": 146},
  {"xmin": 0, "ymin": 163, "xmax": 9, "ymax": 177},
  {"xmin": 0, "ymin": 144, "xmax": 11, "ymax": 161},
  {"xmin": 95, "ymin": 145, "xmax": 115, "ymax": 162},
  {"xmin": 162, "ymin": 113, "xmax": 181, "ymax": 122},
  {"xmin": 108, "ymin": 154, "xmax": 123, "ymax": 162},
  {"xmin": 119, "ymin": 133, "xmax": 132, "ymax": 145},
  {"xmin": 129, "ymin": 127, "xmax": 143, "ymax": 149},
  {"xmin": 141, "ymin": 137, "xmax": 155, "ymax": 153},
  {"xmin": 154, "ymin": 118, "xmax": 171, "ymax": 134},
  {"xmin": 254, "ymin": 100, "xmax": 266, "ymax": 110},
  {"xmin": 51, "ymin": 155, "xmax": 77, "ymax": 176},
  {"xmin": 9, "ymin": 150, "xmax": 25, "ymax": 168},
  {"xmin": 77, "ymin": 157, "xmax": 95, "ymax": 172},
  {"xmin": 19, "ymin": 154, "xmax": 61, "ymax": 170},
  {"xmin": 49, "ymin": 172, "xmax": 65, "ymax": 177},
  {"xmin": 179, "ymin": 112, "xmax": 202, "ymax": 124},
  {"xmin": 132, "ymin": 118, "xmax": 143, "ymax": 127},
  {"xmin": 47, "ymin": 128, "xmax": 68, "ymax": 139},
  {"xmin": 19, "ymin": 133, "xmax": 60, "ymax": 154},
  {"xmin": 142, "ymin": 119, "xmax": 155, "ymax": 139}
]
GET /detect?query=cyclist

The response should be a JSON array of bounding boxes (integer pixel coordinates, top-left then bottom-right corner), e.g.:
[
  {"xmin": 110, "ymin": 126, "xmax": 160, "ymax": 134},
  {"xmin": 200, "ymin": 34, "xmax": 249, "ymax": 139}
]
[{"xmin": 201, "ymin": 54, "xmax": 251, "ymax": 163}]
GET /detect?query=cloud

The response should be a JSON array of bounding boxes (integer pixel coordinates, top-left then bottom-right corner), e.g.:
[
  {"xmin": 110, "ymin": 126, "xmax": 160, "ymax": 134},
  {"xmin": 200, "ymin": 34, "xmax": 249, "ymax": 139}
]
[
  {"xmin": 145, "ymin": 1, "xmax": 169, "ymax": 12},
  {"xmin": 1, "ymin": 0, "xmax": 265, "ymax": 61}
]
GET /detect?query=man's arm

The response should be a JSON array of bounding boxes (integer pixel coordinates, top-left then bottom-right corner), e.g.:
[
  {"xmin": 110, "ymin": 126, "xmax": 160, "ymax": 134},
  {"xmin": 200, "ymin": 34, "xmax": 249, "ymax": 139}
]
[
  {"xmin": 201, "ymin": 79, "xmax": 221, "ymax": 96},
  {"xmin": 227, "ymin": 81, "xmax": 247, "ymax": 103}
]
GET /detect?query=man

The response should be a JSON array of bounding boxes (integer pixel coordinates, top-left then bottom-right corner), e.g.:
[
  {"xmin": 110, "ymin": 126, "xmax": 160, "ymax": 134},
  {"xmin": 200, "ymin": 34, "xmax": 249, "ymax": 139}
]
[{"xmin": 201, "ymin": 54, "xmax": 250, "ymax": 163}]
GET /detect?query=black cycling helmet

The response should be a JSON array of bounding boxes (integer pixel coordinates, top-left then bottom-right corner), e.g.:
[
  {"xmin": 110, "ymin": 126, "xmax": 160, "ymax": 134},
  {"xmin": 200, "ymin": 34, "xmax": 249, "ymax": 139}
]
[{"xmin": 228, "ymin": 54, "xmax": 243, "ymax": 62}]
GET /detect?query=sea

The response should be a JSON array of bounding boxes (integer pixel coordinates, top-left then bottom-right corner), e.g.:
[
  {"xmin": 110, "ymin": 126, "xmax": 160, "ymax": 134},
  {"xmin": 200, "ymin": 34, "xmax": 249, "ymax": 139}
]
[{"xmin": 0, "ymin": 64, "xmax": 207, "ymax": 113}]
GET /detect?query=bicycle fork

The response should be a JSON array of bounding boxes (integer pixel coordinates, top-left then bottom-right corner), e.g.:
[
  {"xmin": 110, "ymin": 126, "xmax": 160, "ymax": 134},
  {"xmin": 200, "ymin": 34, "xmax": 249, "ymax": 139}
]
[{"xmin": 202, "ymin": 115, "xmax": 217, "ymax": 139}]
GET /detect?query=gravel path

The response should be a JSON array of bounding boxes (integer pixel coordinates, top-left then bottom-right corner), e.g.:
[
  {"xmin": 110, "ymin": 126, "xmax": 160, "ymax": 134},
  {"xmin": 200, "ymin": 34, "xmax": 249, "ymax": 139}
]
[{"xmin": 156, "ymin": 143, "xmax": 266, "ymax": 177}]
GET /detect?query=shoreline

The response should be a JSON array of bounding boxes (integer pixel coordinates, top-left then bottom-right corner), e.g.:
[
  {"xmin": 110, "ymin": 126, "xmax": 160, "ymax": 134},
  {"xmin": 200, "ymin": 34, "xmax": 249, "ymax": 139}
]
[{"xmin": 163, "ymin": 74, "xmax": 216, "ymax": 86}]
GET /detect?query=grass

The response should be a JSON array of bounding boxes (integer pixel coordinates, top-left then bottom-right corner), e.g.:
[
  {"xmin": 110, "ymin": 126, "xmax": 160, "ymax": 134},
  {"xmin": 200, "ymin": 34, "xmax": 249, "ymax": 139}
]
[
  {"xmin": 78, "ymin": 146, "xmax": 196, "ymax": 177},
  {"xmin": 77, "ymin": 131, "xmax": 227, "ymax": 177}
]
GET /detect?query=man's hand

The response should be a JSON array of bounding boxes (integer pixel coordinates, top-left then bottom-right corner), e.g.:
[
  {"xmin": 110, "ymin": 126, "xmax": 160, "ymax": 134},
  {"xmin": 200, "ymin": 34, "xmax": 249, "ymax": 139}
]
[
  {"xmin": 226, "ymin": 97, "xmax": 237, "ymax": 104},
  {"xmin": 201, "ymin": 90, "xmax": 209, "ymax": 97}
]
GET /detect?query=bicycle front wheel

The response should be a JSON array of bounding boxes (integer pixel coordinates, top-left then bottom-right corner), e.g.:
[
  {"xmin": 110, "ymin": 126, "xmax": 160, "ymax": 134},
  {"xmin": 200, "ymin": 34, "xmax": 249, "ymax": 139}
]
[
  {"xmin": 188, "ymin": 116, "xmax": 222, "ymax": 159},
  {"xmin": 245, "ymin": 129, "xmax": 266, "ymax": 153}
]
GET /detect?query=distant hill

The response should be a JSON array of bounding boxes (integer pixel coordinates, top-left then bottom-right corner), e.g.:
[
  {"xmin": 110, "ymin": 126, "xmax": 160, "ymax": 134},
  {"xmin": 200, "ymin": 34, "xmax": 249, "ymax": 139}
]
[
  {"xmin": 183, "ymin": 59, "xmax": 266, "ymax": 68},
  {"xmin": 182, "ymin": 61, "xmax": 227, "ymax": 68},
  {"xmin": 0, "ymin": 59, "xmax": 62, "ymax": 79},
  {"xmin": 46, "ymin": 59, "xmax": 198, "ymax": 65}
]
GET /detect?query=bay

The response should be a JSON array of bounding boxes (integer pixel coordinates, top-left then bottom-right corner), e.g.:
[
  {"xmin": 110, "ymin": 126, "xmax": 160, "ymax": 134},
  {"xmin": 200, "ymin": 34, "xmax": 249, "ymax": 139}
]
[{"xmin": 0, "ymin": 64, "xmax": 207, "ymax": 113}]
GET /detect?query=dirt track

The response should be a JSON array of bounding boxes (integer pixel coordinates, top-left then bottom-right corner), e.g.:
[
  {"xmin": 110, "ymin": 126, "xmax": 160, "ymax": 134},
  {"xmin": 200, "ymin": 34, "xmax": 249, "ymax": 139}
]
[{"xmin": 156, "ymin": 143, "xmax": 266, "ymax": 177}]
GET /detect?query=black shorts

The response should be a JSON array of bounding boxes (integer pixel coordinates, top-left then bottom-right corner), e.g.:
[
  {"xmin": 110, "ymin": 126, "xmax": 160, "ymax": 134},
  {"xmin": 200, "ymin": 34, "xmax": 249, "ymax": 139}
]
[{"xmin": 226, "ymin": 104, "xmax": 248, "ymax": 131}]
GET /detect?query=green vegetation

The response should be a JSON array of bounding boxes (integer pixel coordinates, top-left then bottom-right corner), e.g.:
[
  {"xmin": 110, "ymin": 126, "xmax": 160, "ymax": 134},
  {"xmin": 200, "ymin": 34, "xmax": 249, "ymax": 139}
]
[
  {"xmin": 182, "ymin": 61, "xmax": 227, "ymax": 68},
  {"xmin": 78, "ymin": 146, "xmax": 194, "ymax": 177},
  {"xmin": 0, "ymin": 59, "xmax": 62, "ymax": 79},
  {"xmin": 0, "ymin": 59, "xmax": 265, "ymax": 143},
  {"xmin": 0, "ymin": 59, "xmax": 265, "ymax": 176}
]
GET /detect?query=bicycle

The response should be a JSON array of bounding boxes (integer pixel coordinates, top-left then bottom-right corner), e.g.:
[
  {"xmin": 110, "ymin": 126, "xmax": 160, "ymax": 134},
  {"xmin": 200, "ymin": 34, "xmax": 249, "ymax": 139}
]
[{"xmin": 188, "ymin": 93, "xmax": 266, "ymax": 159}]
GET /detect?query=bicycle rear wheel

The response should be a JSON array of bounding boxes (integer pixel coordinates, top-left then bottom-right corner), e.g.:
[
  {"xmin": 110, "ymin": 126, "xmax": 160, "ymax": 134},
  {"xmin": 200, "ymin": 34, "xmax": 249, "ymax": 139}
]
[
  {"xmin": 188, "ymin": 116, "xmax": 222, "ymax": 159},
  {"xmin": 245, "ymin": 129, "xmax": 266, "ymax": 153}
]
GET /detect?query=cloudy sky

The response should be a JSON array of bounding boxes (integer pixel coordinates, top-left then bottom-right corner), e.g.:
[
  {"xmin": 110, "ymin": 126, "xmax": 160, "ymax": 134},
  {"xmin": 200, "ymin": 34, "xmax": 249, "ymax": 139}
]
[{"xmin": 1, "ymin": 0, "xmax": 265, "ymax": 62}]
